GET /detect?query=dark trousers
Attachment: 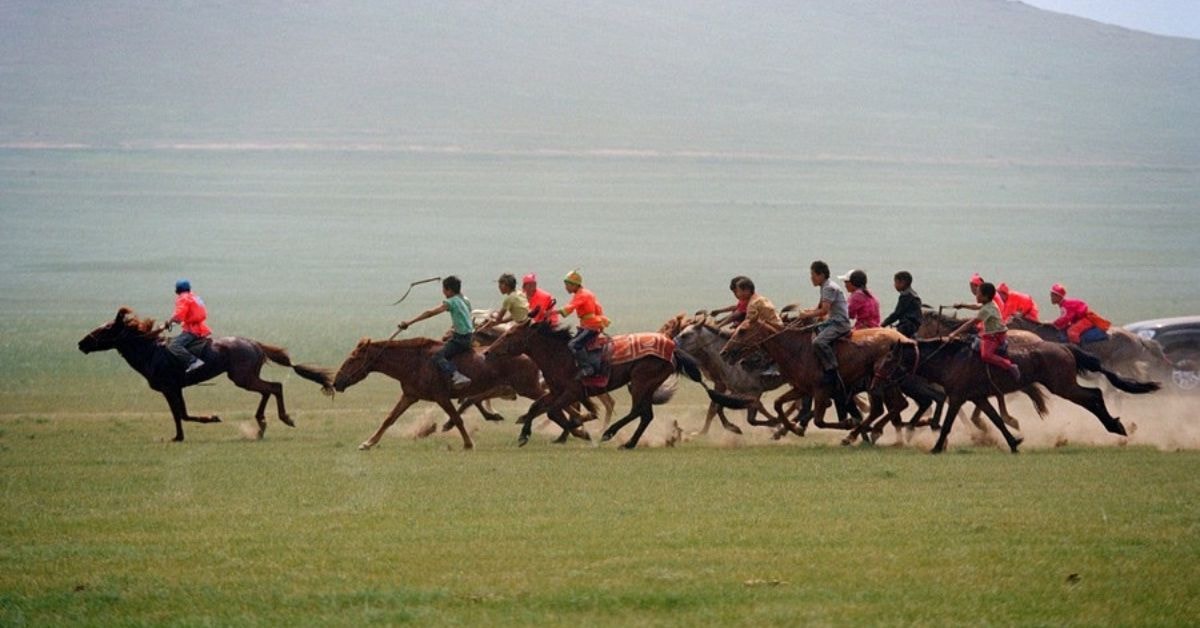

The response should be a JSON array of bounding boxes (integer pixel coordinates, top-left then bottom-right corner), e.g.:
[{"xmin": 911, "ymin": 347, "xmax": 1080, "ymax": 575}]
[
  {"xmin": 168, "ymin": 332, "xmax": 207, "ymax": 367},
  {"xmin": 568, "ymin": 328, "xmax": 599, "ymax": 372},
  {"xmin": 813, "ymin": 322, "xmax": 851, "ymax": 372},
  {"xmin": 435, "ymin": 333, "xmax": 473, "ymax": 374}
]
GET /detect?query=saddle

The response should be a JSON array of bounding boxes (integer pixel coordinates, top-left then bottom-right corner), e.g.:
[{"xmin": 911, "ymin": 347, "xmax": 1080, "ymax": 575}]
[{"xmin": 579, "ymin": 334, "xmax": 613, "ymax": 389}]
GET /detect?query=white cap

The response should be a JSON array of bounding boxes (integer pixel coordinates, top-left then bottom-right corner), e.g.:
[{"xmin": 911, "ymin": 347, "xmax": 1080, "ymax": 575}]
[{"xmin": 837, "ymin": 269, "xmax": 858, "ymax": 282}]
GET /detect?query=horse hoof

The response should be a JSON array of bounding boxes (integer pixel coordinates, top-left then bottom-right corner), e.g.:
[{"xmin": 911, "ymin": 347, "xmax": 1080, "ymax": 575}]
[
  {"xmin": 622, "ymin": 441, "xmax": 638, "ymax": 450},
  {"xmin": 517, "ymin": 436, "xmax": 529, "ymax": 447},
  {"xmin": 280, "ymin": 415, "xmax": 295, "ymax": 427},
  {"xmin": 929, "ymin": 423, "xmax": 941, "ymax": 432},
  {"xmin": 211, "ymin": 416, "xmax": 222, "ymax": 423},
  {"xmin": 172, "ymin": 436, "xmax": 184, "ymax": 442},
  {"xmin": 930, "ymin": 447, "xmax": 944, "ymax": 455},
  {"xmin": 600, "ymin": 432, "xmax": 614, "ymax": 442},
  {"xmin": 840, "ymin": 438, "xmax": 853, "ymax": 447},
  {"xmin": 485, "ymin": 415, "xmax": 505, "ymax": 422},
  {"xmin": 463, "ymin": 442, "xmax": 474, "ymax": 450},
  {"xmin": 358, "ymin": 442, "xmax": 373, "ymax": 451}
]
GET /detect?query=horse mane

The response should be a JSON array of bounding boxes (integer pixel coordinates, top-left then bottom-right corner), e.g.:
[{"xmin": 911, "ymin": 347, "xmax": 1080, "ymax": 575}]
[
  {"xmin": 922, "ymin": 310, "xmax": 966, "ymax": 328},
  {"xmin": 536, "ymin": 322, "xmax": 574, "ymax": 341},
  {"xmin": 118, "ymin": 308, "xmax": 165, "ymax": 340}
]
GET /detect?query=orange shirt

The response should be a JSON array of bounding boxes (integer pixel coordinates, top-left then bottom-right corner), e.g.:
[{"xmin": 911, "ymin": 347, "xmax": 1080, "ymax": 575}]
[
  {"xmin": 562, "ymin": 288, "xmax": 609, "ymax": 331},
  {"xmin": 173, "ymin": 292, "xmax": 211, "ymax": 336},
  {"xmin": 527, "ymin": 288, "xmax": 560, "ymax": 326},
  {"xmin": 1000, "ymin": 290, "xmax": 1040, "ymax": 323}
]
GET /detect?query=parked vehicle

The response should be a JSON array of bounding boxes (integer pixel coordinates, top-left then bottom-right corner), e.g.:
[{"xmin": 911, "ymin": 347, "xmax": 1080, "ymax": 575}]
[{"xmin": 1124, "ymin": 316, "xmax": 1200, "ymax": 391}]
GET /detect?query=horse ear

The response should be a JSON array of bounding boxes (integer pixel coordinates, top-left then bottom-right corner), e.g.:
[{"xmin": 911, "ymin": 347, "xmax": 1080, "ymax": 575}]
[
  {"xmin": 356, "ymin": 337, "xmax": 371, "ymax": 348},
  {"xmin": 115, "ymin": 307, "xmax": 132, "ymax": 323}
]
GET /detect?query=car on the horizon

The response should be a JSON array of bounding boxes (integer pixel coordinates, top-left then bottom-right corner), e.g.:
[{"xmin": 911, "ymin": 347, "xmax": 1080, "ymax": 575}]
[{"xmin": 1124, "ymin": 316, "xmax": 1200, "ymax": 392}]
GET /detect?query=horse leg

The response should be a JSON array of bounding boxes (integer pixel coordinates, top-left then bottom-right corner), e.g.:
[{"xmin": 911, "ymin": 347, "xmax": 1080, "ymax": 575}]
[
  {"xmin": 997, "ymin": 394, "xmax": 1019, "ymax": 430},
  {"xmin": 359, "ymin": 394, "xmax": 419, "ymax": 450},
  {"xmin": 931, "ymin": 398, "xmax": 967, "ymax": 454},
  {"xmin": 162, "ymin": 389, "xmax": 187, "ymax": 442},
  {"xmin": 697, "ymin": 401, "xmax": 718, "ymax": 435},
  {"xmin": 599, "ymin": 392, "xmax": 616, "ymax": 429},
  {"xmin": 1047, "ymin": 379, "xmax": 1128, "ymax": 436},
  {"xmin": 717, "ymin": 406, "xmax": 743, "ymax": 435},
  {"xmin": 622, "ymin": 405, "xmax": 656, "ymax": 450},
  {"xmin": 227, "ymin": 366, "xmax": 288, "ymax": 436},
  {"xmin": 434, "ymin": 397, "xmax": 474, "ymax": 450},
  {"xmin": 812, "ymin": 391, "xmax": 855, "ymax": 431},
  {"xmin": 974, "ymin": 397, "xmax": 1023, "ymax": 453}
]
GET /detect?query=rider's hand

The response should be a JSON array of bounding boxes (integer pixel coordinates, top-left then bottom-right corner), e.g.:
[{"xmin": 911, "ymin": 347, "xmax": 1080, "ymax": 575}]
[
  {"xmin": 164, "ymin": 320, "xmax": 174, "ymax": 331},
  {"xmin": 952, "ymin": 303, "xmax": 963, "ymax": 309},
  {"xmin": 397, "ymin": 322, "xmax": 409, "ymax": 331}
]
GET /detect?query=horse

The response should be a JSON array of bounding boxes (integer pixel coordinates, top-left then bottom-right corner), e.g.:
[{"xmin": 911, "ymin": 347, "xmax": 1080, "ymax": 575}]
[
  {"xmin": 660, "ymin": 312, "xmax": 791, "ymax": 435},
  {"xmin": 467, "ymin": 312, "xmax": 616, "ymax": 428},
  {"xmin": 331, "ymin": 336, "xmax": 563, "ymax": 450},
  {"xmin": 78, "ymin": 307, "xmax": 332, "ymax": 442},
  {"xmin": 1006, "ymin": 316, "xmax": 1173, "ymax": 381},
  {"xmin": 878, "ymin": 337, "xmax": 1160, "ymax": 453},
  {"xmin": 484, "ymin": 319, "xmax": 694, "ymax": 449},
  {"xmin": 720, "ymin": 318, "xmax": 912, "ymax": 439}
]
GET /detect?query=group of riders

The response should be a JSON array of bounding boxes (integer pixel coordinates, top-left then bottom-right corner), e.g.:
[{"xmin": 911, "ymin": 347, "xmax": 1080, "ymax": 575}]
[{"xmin": 165, "ymin": 263, "xmax": 1115, "ymax": 409}]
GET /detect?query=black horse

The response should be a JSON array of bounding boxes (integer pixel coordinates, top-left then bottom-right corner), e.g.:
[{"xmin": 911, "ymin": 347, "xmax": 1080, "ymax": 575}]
[{"xmin": 78, "ymin": 307, "xmax": 332, "ymax": 441}]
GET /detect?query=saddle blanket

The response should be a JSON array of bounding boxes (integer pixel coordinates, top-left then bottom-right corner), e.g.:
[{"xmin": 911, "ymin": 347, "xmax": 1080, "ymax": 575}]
[{"xmin": 609, "ymin": 333, "xmax": 675, "ymax": 366}]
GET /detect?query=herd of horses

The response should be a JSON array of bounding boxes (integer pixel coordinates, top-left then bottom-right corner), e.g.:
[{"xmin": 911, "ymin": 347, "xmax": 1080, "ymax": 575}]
[{"xmin": 78, "ymin": 303, "xmax": 1170, "ymax": 453}]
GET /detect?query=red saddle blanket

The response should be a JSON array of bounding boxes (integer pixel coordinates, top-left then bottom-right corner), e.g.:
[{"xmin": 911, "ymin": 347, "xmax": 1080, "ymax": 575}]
[{"xmin": 609, "ymin": 333, "xmax": 676, "ymax": 366}]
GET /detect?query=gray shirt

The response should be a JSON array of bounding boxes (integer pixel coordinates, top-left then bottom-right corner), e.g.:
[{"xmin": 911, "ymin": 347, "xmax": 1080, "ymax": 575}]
[{"xmin": 820, "ymin": 279, "xmax": 851, "ymax": 328}]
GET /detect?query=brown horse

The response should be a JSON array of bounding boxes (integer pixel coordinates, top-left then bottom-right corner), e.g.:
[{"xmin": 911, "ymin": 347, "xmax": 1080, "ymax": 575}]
[
  {"xmin": 720, "ymin": 318, "xmax": 911, "ymax": 438},
  {"xmin": 331, "ymin": 337, "xmax": 558, "ymax": 450},
  {"xmin": 484, "ymin": 319, "xmax": 691, "ymax": 448},
  {"xmin": 78, "ymin": 307, "xmax": 332, "ymax": 441},
  {"xmin": 879, "ymin": 337, "xmax": 1159, "ymax": 453}
]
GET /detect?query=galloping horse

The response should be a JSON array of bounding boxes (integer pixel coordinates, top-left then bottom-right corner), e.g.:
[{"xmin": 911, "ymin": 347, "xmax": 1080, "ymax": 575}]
[
  {"xmin": 1006, "ymin": 316, "xmax": 1173, "ymax": 381},
  {"xmin": 720, "ymin": 318, "xmax": 911, "ymax": 438},
  {"xmin": 331, "ymin": 337, "xmax": 561, "ymax": 450},
  {"xmin": 660, "ymin": 313, "xmax": 789, "ymax": 435},
  {"xmin": 878, "ymin": 337, "xmax": 1159, "ymax": 453},
  {"xmin": 485, "ymin": 319, "xmax": 692, "ymax": 448},
  {"xmin": 78, "ymin": 307, "xmax": 332, "ymax": 441}
]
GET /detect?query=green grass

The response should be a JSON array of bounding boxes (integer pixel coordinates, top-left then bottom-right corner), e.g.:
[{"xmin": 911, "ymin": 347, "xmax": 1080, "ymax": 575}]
[{"xmin": 2, "ymin": 403, "xmax": 1198, "ymax": 626}]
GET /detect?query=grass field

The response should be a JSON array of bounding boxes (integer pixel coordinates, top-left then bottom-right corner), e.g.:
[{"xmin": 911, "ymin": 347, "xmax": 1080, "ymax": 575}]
[{"xmin": 2, "ymin": 396, "xmax": 1198, "ymax": 626}]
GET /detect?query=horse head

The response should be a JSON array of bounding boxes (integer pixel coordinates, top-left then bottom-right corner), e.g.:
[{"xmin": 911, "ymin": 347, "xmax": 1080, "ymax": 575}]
[
  {"xmin": 484, "ymin": 318, "xmax": 535, "ymax": 360},
  {"xmin": 657, "ymin": 312, "xmax": 688, "ymax": 339},
  {"xmin": 719, "ymin": 319, "xmax": 775, "ymax": 364},
  {"xmin": 332, "ymin": 338, "xmax": 376, "ymax": 392},
  {"xmin": 79, "ymin": 307, "xmax": 152, "ymax": 353}
]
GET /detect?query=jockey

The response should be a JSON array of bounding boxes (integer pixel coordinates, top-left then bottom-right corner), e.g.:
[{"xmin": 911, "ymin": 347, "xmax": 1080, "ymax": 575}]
[
  {"xmin": 166, "ymin": 279, "xmax": 211, "ymax": 373},
  {"xmin": 840, "ymin": 269, "xmax": 881, "ymax": 329},
  {"xmin": 1050, "ymin": 283, "xmax": 1110, "ymax": 344},
  {"xmin": 797, "ymin": 261, "xmax": 853, "ymax": 405},
  {"xmin": 996, "ymin": 283, "xmax": 1040, "ymax": 323},
  {"xmin": 954, "ymin": 273, "xmax": 1004, "ymax": 330},
  {"xmin": 949, "ymin": 282, "xmax": 1021, "ymax": 380},
  {"xmin": 558, "ymin": 270, "xmax": 611, "ymax": 377},
  {"xmin": 397, "ymin": 275, "xmax": 474, "ymax": 388},
  {"xmin": 881, "ymin": 270, "xmax": 922, "ymax": 338},
  {"xmin": 486, "ymin": 273, "xmax": 529, "ymax": 327},
  {"xmin": 521, "ymin": 273, "xmax": 559, "ymax": 326},
  {"xmin": 732, "ymin": 277, "xmax": 781, "ymax": 329},
  {"xmin": 708, "ymin": 275, "xmax": 751, "ymax": 326}
]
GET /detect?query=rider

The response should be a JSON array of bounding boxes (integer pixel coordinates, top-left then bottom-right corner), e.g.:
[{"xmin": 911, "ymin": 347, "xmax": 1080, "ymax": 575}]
[
  {"xmin": 709, "ymin": 275, "xmax": 751, "ymax": 326},
  {"xmin": 485, "ymin": 273, "xmax": 530, "ymax": 327},
  {"xmin": 397, "ymin": 275, "xmax": 474, "ymax": 388},
  {"xmin": 166, "ymin": 279, "xmax": 211, "ymax": 373},
  {"xmin": 1050, "ymin": 283, "xmax": 1110, "ymax": 344},
  {"xmin": 521, "ymin": 273, "xmax": 560, "ymax": 326},
  {"xmin": 840, "ymin": 269, "xmax": 880, "ymax": 329},
  {"xmin": 881, "ymin": 270, "xmax": 922, "ymax": 338},
  {"xmin": 735, "ymin": 276, "xmax": 781, "ymax": 329},
  {"xmin": 949, "ymin": 281, "xmax": 1021, "ymax": 380},
  {"xmin": 996, "ymin": 283, "xmax": 1040, "ymax": 323},
  {"xmin": 954, "ymin": 273, "xmax": 1004, "ymax": 329},
  {"xmin": 797, "ymin": 261, "xmax": 853, "ymax": 405},
  {"xmin": 558, "ymin": 269, "xmax": 610, "ymax": 377}
]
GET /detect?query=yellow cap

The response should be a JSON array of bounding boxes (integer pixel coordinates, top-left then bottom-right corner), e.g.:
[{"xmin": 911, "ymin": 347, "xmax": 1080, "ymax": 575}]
[{"xmin": 564, "ymin": 270, "xmax": 583, "ymax": 286}]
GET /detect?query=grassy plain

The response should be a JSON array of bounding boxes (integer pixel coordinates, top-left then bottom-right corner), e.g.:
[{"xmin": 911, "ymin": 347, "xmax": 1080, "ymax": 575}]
[{"xmin": 2, "ymin": 398, "xmax": 1198, "ymax": 626}]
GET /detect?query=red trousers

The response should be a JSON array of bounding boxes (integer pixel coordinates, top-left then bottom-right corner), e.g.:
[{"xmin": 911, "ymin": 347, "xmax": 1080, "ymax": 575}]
[{"xmin": 979, "ymin": 331, "xmax": 1014, "ymax": 370}]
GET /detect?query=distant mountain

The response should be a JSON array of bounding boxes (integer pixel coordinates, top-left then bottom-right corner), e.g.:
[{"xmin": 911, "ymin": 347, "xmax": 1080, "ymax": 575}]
[{"xmin": 1, "ymin": 0, "xmax": 1197, "ymax": 164}]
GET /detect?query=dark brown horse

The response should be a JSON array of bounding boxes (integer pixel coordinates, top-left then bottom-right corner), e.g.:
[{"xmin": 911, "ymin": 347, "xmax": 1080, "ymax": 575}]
[
  {"xmin": 879, "ymin": 337, "xmax": 1159, "ymax": 453},
  {"xmin": 484, "ymin": 319, "xmax": 692, "ymax": 448},
  {"xmin": 78, "ymin": 307, "xmax": 332, "ymax": 441},
  {"xmin": 720, "ymin": 319, "xmax": 911, "ymax": 438},
  {"xmin": 331, "ymin": 337, "xmax": 560, "ymax": 450}
]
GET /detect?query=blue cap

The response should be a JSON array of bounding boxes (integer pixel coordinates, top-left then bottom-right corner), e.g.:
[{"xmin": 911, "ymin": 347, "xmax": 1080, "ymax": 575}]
[{"xmin": 175, "ymin": 279, "xmax": 191, "ymax": 293}]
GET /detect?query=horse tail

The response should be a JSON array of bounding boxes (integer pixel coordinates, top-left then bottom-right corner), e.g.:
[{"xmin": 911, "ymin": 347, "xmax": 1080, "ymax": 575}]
[
  {"xmin": 1067, "ymin": 345, "xmax": 1161, "ymax": 395},
  {"xmin": 674, "ymin": 348, "xmax": 704, "ymax": 383},
  {"xmin": 1020, "ymin": 384, "xmax": 1049, "ymax": 418},
  {"xmin": 652, "ymin": 374, "xmax": 678, "ymax": 405},
  {"xmin": 259, "ymin": 342, "xmax": 335, "ymax": 391}
]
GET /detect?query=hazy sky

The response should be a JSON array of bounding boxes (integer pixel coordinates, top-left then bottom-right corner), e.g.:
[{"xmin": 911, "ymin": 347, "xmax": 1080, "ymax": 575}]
[{"xmin": 1023, "ymin": 0, "xmax": 1200, "ymax": 39}]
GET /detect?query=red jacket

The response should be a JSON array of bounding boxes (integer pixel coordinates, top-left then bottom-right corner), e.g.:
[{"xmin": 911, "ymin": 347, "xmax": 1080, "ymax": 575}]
[
  {"xmin": 527, "ymin": 289, "xmax": 560, "ymax": 326},
  {"xmin": 173, "ymin": 292, "xmax": 211, "ymax": 336}
]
